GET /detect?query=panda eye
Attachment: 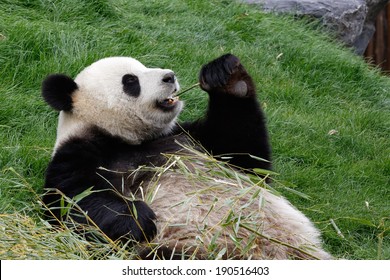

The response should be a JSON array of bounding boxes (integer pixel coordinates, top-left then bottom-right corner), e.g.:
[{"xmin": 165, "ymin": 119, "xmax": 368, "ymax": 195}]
[
  {"xmin": 122, "ymin": 74, "xmax": 138, "ymax": 84},
  {"xmin": 122, "ymin": 74, "xmax": 141, "ymax": 98}
]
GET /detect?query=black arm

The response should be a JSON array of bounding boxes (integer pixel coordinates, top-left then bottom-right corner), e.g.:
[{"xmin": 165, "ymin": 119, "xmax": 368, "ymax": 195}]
[
  {"xmin": 42, "ymin": 135, "xmax": 157, "ymax": 242},
  {"xmin": 181, "ymin": 54, "xmax": 271, "ymax": 171}
]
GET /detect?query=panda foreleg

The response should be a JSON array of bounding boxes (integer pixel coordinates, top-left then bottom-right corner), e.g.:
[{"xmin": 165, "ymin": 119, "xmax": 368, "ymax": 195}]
[
  {"xmin": 42, "ymin": 136, "xmax": 158, "ymax": 243},
  {"xmin": 181, "ymin": 54, "xmax": 271, "ymax": 171}
]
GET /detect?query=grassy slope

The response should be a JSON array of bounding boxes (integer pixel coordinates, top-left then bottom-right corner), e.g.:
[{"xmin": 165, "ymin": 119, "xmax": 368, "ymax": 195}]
[{"xmin": 0, "ymin": 0, "xmax": 389, "ymax": 259}]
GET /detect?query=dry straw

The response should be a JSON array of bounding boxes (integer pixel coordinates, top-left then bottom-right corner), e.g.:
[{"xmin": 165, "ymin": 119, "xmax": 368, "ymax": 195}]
[{"xmin": 1, "ymin": 143, "xmax": 321, "ymax": 260}]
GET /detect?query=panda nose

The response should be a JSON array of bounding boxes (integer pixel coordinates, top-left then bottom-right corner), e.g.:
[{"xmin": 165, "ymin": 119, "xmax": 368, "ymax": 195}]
[{"xmin": 162, "ymin": 72, "xmax": 176, "ymax": 84}]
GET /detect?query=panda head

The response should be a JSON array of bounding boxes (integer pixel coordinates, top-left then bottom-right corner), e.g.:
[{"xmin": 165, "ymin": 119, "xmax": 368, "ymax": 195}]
[{"xmin": 42, "ymin": 57, "xmax": 182, "ymax": 149}]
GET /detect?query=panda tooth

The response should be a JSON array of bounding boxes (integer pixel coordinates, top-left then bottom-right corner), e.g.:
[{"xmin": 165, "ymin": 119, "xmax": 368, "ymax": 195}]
[{"xmin": 167, "ymin": 96, "xmax": 178, "ymax": 101}]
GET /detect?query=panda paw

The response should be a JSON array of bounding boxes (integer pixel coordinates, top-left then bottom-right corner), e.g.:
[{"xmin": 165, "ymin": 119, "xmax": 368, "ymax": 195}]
[
  {"xmin": 127, "ymin": 200, "xmax": 157, "ymax": 242},
  {"xmin": 108, "ymin": 200, "xmax": 157, "ymax": 243},
  {"xmin": 199, "ymin": 54, "xmax": 253, "ymax": 98}
]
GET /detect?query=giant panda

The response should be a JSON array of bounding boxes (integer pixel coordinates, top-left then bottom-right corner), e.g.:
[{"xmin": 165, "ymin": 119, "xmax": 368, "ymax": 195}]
[{"xmin": 42, "ymin": 54, "xmax": 332, "ymax": 260}]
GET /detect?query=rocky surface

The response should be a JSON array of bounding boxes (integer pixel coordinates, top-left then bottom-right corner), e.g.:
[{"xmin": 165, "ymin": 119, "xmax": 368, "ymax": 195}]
[{"xmin": 243, "ymin": 0, "xmax": 389, "ymax": 54}]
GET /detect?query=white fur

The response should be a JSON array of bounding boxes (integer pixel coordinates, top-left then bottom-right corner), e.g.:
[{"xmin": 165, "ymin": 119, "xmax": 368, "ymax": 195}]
[
  {"xmin": 54, "ymin": 57, "xmax": 182, "ymax": 151},
  {"xmin": 143, "ymin": 159, "xmax": 332, "ymax": 260}
]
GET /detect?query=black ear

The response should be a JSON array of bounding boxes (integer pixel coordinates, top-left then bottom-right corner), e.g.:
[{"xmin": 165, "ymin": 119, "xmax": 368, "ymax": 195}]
[{"xmin": 42, "ymin": 74, "xmax": 78, "ymax": 111}]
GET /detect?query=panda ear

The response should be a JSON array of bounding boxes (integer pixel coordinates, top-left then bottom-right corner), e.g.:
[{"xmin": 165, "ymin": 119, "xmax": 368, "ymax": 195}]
[{"xmin": 42, "ymin": 74, "xmax": 78, "ymax": 111}]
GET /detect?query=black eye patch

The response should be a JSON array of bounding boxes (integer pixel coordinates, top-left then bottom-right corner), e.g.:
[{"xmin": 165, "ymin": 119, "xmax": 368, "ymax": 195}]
[{"xmin": 122, "ymin": 74, "xmax": 141, "ymax": 97}]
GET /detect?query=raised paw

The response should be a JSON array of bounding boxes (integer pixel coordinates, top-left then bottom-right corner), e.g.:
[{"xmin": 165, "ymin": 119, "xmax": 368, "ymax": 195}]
[{"xmin": 199, "ymin": 53, "xmax": 254, "ymax": 98}]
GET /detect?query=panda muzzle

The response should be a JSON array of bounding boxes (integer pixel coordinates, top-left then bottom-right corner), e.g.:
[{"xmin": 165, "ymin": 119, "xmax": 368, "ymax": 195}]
[{"xmin": 156, "ymin": 96, "xmax": 180, "ymax": 111}]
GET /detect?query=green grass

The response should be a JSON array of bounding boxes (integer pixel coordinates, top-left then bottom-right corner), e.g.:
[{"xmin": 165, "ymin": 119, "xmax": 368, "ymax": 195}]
[{"xmin": 0, "ymin": 0, "xmax": 389, "ymax": 259}]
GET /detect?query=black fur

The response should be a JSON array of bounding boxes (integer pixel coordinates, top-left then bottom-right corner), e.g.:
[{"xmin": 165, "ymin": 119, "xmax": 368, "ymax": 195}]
[
  {"xmin": 122, "ymin": 74, "xmax": 141, "ymax": 97},
  {"xmin": 42, "ymin": 54, "xmax": 271, "ymax": 248},
  {"xmin": 182, "ymin": 53, "xmax": 271, "ymax": 171},
  {"xmin": 43, "ymin": 128, "xmax": 187, "ymax": 242},
  {"xmin": 42, "ymin": 74, "xmax": 78, "ymax": 111}
]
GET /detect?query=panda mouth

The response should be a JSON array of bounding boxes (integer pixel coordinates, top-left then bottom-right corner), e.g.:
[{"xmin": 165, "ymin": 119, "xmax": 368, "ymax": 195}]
[{"xmin": 156, "ymin": 95, "xmax": 180, "ymax": 111}]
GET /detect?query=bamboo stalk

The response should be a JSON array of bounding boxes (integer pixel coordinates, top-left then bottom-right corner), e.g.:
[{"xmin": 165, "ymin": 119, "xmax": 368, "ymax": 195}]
[{"xmin": 175, "ymin": 82, "xmax": 200, "ymax": 97}]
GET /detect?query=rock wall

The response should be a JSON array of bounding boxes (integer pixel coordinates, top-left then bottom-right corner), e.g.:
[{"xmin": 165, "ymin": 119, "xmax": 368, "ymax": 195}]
[{"xmin": 244, "ymin": 0, "xmax": 389, "ymax": 55}]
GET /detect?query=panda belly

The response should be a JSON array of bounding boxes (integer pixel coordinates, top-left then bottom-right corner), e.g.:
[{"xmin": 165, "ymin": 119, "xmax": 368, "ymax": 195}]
[{"xmin": 144, "ymin": 161, "xmax": 332, "ymax": 260}]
